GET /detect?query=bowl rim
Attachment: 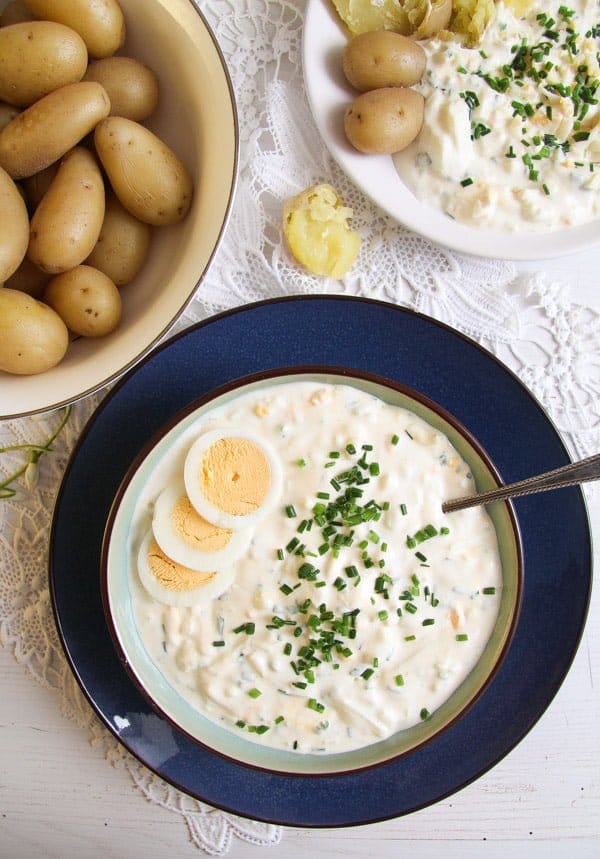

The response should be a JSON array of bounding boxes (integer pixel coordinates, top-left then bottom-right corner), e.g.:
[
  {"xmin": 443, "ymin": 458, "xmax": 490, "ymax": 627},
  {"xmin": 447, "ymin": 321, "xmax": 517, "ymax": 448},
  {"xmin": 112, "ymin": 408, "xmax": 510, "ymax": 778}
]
[
  {"xmin": 100, "ymin": 363, "xmax": 524, "ymax": 778},
  {"xmin": 0, "ymin": 0, "xmax": 240, "ymax": 421}
]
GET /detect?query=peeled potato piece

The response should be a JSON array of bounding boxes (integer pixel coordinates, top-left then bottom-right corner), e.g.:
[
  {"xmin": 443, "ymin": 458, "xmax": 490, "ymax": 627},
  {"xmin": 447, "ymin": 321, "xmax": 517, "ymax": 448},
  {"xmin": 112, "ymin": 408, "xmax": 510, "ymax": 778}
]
[{"xmin": 283, "ymin": 183, "xmax": 361, "ymax": 278}]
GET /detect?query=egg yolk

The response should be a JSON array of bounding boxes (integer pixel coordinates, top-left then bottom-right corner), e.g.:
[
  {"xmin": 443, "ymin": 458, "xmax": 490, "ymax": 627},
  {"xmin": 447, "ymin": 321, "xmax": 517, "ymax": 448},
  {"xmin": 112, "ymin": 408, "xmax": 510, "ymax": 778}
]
[
  {"xmin": 200, "ymin": 437, "xmax": 271, "ymax": 516},
  {"xmin": 171, "ymin": 495, "xmax": 233, "ymax": 551},
  {"xmin": 147, "ymin": 539, "xmax": 216, "ymax": 592}
]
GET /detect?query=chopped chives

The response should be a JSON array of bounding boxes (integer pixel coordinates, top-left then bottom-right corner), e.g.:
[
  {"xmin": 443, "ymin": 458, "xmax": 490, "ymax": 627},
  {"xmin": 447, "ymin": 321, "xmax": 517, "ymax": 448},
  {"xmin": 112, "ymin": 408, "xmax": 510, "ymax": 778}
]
[
  {"xmin": 378, "ymin": 610, "xmax": 389, "ymax": 622},
  {"xmin": 283, "ymin": 642, "xmax": 292, "ymax": 655},
  {"xmin": 455, "ymin": 633, "xmax": 469, "ymax": 642},
  {"xmin": 307, "ymin": 698, "xmax": 325, "ymax": 713},
  {"xmin": 422, "ymin": 618, "xmax": 435, "ymax": 626},
  {"xmin": 400, "ymin": 503, "xmax": 408, "ymax": 515},
  {"xmin": 482, "ymin": 587, "xmax": 496, "ymax": 595},
  {"xmin": 395, "ymin": 674, "xmax": 404, "ymax": 686},
  {"xmin": 236, "ymin": 720, "xmax": 246, "ymax": 728},
  {"xmin": 391, "ymin": 434, "xmax": 399, "ymax": 446},
  {"xmin": 404, "ymin": 634, "xmax": 416, "ymax": 641},
  {"xmin": 248, "ymin": 688, "xmax": 262, "ymax": 698},
  {"xmin": 361, "ymin": 668, "xmax": 374, "ymax": 680},
  {"xmin": 461, "ymin": 177, "xmax": 474, "ymax": 187},
  {"xmin": 212, "ymin": 640, "xmax": 225, "ymax": 647},
  {"xmin": 420, "ymin": 708, "xmax": 430, "ymax": 721},
  {"xmin": 277, "ymin": 548, "xmax": 284, "ymax": 560},
  {"xmin": 346, "ymin": 443, "xmax": 356, "ymax": 454},
  {"xmin": 285, "ymin": 504, "xmax": 297, "ymax": 518},
  {"xmin": 274, "ymin": 715, "xmax": 285, "ymax": 724}
]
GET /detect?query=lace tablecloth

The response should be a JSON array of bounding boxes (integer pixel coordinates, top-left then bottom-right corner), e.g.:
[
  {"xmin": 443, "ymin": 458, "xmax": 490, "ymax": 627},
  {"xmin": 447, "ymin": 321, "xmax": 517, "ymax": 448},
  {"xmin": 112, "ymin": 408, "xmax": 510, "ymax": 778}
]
[{"xmin": 0, "ymin": 1, "xmax": 598, "ymax": 855}]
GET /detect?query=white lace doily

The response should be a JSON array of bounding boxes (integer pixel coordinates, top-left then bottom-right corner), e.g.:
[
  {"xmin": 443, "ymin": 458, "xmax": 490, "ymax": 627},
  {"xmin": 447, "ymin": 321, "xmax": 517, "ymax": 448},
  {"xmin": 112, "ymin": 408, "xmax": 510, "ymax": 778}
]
[{"xmin": 0, "ymin": 0, "xmax": 598, "ymax": 855}]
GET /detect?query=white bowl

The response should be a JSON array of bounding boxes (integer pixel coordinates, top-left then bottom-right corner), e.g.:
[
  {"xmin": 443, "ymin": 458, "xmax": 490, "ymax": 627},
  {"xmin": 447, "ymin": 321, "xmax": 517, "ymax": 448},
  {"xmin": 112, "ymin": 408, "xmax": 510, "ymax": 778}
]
[
  {"xmin": 0, "ymin": 0, "xmax": 238, "ymax": 419},
  {"xmin": 102, "ymin": 367, "xmax": 522, "ymax": 776},
  {"xmin": 302, "ymin": 0, "xmax": 599, "ymax": 261}
]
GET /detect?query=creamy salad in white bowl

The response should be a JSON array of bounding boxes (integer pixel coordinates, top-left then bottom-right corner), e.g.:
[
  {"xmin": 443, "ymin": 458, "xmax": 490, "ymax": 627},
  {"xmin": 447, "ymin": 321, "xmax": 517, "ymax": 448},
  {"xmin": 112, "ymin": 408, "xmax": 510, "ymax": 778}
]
[
  {"xmin": 303, "ymin": 0, "xmax": 599, "ymax": 259},
  {"xmin": 102, "ymin": 368, "xmax": 522, "ymax": 776}
]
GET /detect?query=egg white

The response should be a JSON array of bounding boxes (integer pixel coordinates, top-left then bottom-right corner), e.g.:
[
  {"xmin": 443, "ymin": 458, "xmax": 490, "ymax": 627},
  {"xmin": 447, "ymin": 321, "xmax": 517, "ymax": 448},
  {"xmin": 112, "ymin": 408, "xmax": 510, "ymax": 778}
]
[
  {"xmin": 183, "ymin": 428, "xmax": 283, "ymax": 530},
  {"xmin": 137, "ymin": 529, "xmax": 236, "ymax": 608},
  {"xmin": 152, "ymin": 481, "xmax": 252, "ymax": 571}
]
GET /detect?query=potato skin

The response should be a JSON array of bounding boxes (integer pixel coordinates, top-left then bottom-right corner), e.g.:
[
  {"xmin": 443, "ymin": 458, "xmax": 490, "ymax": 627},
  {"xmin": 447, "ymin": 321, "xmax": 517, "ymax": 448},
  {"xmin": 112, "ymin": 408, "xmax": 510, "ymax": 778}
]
[
  {"xmin": 23, "ymin": 0, "xmax": 125, "ymax": 59},
  {"xmin": 0, "ymin": 101, "xmax": 20, "ymax": 132},
  {"xmin": 0, "ymin": 287, "xmax": 69, "ymax": 375},
  {"xmin": 94, "ymin": 117, "xmax": 193, "ymax": 226},
  {"xmin": 44, "ymin": 264, "xmax": 121, "ymax": 337},
  {"xmin": 344, "ymin": 87, "xmax": 424, "ymax": 154},
  {"xmin": 0, "ymin": 2, "xmax": 36, "ymax": 27},
  {"xmin": 0, "ymin": 21, "xmax": 88, "ymax": 107},
  {"xmin": 0, "ymin": 81, "xmax": 110, "ymax": 179},
  {"xmin": 28, "ymin": 147, "xmax": 105, "ymax": 274},
  {"xmin": 342, "ymin": 31, "xmax": 426, "ymax": 91},
  {"xmin": 22, "ymin": 161, "xmax": 58, "ymax": 210},
  {"xmin": 86, "ymin": 192, "xmax": 151, "ymax": 285},
  {"xmin": 4, "ymin": 255, "xmax": 50, "ymax": 297},
  {"xmin": 0, "ymin": 164, "xmax": 29, "ymax": 281},
  {"xmin": 83, "ymin": 57, "xmax": 159, "ymax": 121}
]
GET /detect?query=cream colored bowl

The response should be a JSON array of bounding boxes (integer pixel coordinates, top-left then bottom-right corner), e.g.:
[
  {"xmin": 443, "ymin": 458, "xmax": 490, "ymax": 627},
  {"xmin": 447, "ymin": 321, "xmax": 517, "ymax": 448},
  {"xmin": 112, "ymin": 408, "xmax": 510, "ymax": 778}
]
[{"xmin": 0, "ymin": 0, "xmax": 238, "ymax": 418}]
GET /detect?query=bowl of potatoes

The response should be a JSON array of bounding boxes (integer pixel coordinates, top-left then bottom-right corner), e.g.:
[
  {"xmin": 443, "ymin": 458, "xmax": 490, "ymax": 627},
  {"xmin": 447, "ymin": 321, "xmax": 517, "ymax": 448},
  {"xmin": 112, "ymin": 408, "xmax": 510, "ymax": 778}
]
[{"xmin": 0, "ymin": 0, "xmax": 238, "ymax": 419}]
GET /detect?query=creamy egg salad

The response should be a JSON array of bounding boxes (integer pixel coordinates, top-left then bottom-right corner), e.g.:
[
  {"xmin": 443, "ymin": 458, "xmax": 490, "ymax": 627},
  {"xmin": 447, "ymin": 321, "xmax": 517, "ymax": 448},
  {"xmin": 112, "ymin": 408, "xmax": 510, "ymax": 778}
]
[
  {"xmin": 129, "ymin": 382, "xmax": 503, "ymax": 755},
  {"xmin": 394, "ymin": 0, "xmax": 599, "ymax": 231}
]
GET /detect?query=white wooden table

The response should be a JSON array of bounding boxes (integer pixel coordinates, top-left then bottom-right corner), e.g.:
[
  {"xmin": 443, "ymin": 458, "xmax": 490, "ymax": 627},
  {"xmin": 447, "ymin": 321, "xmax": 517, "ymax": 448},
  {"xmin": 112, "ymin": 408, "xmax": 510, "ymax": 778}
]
[{"xmin": 1, "ymin": 249, "xmax": 598, "ymax": 858}]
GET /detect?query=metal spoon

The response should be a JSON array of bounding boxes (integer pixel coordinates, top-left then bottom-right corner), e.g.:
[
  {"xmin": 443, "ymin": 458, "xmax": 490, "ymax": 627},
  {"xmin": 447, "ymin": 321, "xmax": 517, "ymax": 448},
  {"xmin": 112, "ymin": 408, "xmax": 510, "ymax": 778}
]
[{"xmin": 442, "ymin": 452, "xmax": 600, "ymax": 513}]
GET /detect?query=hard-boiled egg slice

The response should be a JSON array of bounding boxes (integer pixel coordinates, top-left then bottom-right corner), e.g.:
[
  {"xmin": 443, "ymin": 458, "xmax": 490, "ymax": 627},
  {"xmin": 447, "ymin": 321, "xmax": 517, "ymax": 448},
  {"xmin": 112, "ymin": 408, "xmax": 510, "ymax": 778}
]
[
  {"xmin": 152, "ymin": 481, "xmax": 252, "ymax": 571},
  {"xmin": 137, "ymin": 530, "xmax": 235, "ymax": 607},
  {"xmin": 183, "ymin": 429, "xmax": 283, "ymax": 530}
]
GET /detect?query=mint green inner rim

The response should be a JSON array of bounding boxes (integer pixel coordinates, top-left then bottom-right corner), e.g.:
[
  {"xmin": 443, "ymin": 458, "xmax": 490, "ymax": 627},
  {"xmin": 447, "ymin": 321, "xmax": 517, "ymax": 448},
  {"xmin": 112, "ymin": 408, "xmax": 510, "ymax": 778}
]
[{"xmin": 107, "ymin": 372, "xmax": 521, "ymax": 775}]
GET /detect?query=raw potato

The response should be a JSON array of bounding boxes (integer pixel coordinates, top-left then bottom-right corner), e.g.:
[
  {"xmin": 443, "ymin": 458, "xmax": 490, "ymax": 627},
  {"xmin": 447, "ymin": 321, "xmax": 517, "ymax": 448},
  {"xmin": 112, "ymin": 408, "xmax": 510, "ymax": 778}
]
[
  {"xmin": 44, "ymin": 265, "xmax": 122, "ymax": 337},
  {"xmin": 0, "ymin": 102, "xmax": 20, "ymax": 132},
  {"xmin": 0, "ymin": 81, "xmax": 110, "ymax": 179},
  {"xmin": 28, "ymin": 147, "xmax": 105, "ymax": 274},
  {"xmin": 23, "ymin": 0, "xmax": 125, "ymax": 59},
  {"xmin": 5, "ymin": 256, "xmax": 50, "ymax": 297},
  {"xmin": 86, "ymin": 192, "xmax": 152, "ymax": 285},
  {"xmin": 342, "ymin": 31, "xmax": 426, "ymax": 91},
  {"xmin": 344, "ymin": 87, "xmax": 425, "ymax": 154},
  {"xmin": 0, "ymin": 287, "xmax": 69, "ymax": 375},
  {"xmin": 0, "ymin": 164, "xmax": 29, "ymax": 281},
  {"xmin": 94, "ymin": 117, "xmax": 193, "ymax": 226},
  {"xmin": 83, "ymin": 57, "xmax": 159, "ymax": 121},
  {"xmin": 283, "ymin": 183, "xmax": 361, "ymax": 278},
  {"xmin": 0, "ymin": 21, "xmax": 88, "ymax": 107}
]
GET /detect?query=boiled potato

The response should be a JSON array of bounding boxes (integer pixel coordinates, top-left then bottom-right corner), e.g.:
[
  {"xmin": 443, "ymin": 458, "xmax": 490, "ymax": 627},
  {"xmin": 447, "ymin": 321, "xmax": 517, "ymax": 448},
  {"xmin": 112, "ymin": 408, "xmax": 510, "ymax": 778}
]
[
  {"xmin": 344, "ymin": 87, "xmax": 424, "ymax": 154},
  {"xmin": 0, "ymin": 2, "xmax": 35, "ymax": 27},
  {"xmin": 0, "ymin": 101, "xmax": 19, "ymax": 132},
  {"xmin": 28, "ymin": 147, "xmax": 105, "ymax": 274},
  {"xmin": 22, "ymin": 161, "xmax": 58, "ymax": 210},
  {"xmin": 94, "ymin": 117, "xmax": 193, "ymax": 226},
  {"xmin": 23, "ymin": 0, "xmax": 125, "ymax": 59},
  {"xmin": 283, "ymin": 183, "xmax": 361, "ymax": 278},
  {"xmin": 0, "ymin": 21, "xmax": 88, "ymax": 107},
  {"xmin": 406, "ymin": 0, "xmax": 453, "ymax": 39},
  {"xmin": 450, "ymin": 0, "xmax": 495, "ymax": 45},
  {"xmin": 330, "ymin": 0, "xmax": 410, "ymax": 36},
  {"xmin": 4, "ymin": 256, "xmax": 50, "ymax": 297},
  {"xmin": 86, "ymin": 192, "xmax": 151, "ymax": 285},
  {"xmin": 343, "ymin": 31, "xmax": 426, "ymax": 91},
  {"xmin": 44, "ymin": 265, "xmax": 121, "ymax": 337},
  {"xmin": 0, "ymin": 81, "xmax": 110, "ymax": 179},
  {"xmin": 0, "ymin": 164, "xmax": 29, "ymax": 281},
  {"xmin": 83, "ymin": 57, "xmax": 159, "ymax": 121},
  {"xmin": 0, "ymin": 287, "xmax": 69, "ymax": 374}
]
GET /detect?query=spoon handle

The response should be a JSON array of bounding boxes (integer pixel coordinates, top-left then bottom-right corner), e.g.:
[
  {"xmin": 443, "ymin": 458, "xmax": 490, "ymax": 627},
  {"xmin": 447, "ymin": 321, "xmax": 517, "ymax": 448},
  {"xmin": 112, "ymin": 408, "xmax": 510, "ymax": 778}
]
[{"xmin": 442, "ymin": 452, "xmax": 600, "ymax": 513}]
